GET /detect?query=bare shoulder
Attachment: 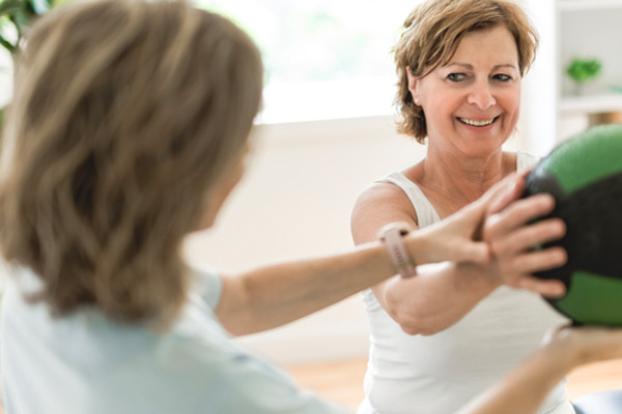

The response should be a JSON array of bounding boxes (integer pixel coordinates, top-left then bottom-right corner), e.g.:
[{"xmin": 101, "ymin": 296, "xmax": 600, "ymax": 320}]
[{"xmin": 351, "ymin": 182, "xmax": 418, "ymax": 244}]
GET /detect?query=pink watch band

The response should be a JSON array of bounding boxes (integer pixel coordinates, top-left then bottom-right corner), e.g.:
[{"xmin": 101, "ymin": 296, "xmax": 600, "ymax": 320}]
[{"xmin": 379, "ymin": 224, "xmax": 417, "ymax": 278}]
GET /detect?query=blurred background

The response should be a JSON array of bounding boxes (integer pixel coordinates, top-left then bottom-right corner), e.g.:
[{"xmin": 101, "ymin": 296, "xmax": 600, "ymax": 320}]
[{"xmin": 1, "ymin": 0, "xmax": 622, "ymax": 407}]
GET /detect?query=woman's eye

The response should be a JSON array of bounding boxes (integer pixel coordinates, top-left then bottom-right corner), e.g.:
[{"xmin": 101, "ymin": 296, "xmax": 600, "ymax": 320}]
[
  {"xmin": 447, "ymin": 73, "xmax": 466, "ymax": 82},
  {"xmin": 493, "ymin": 74, "xmax": 512, "ymax": 82}
]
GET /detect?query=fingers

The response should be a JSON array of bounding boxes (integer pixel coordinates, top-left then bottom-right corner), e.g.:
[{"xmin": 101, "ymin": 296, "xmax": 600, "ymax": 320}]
[
  {"xmin": 488, "ymin": 218, "xmax": 565, "ymax": 257},
  {"xmin": 485, "ymin": 173, "xmax": 525, "ymax": 215},
  {"xmin": 483, "ymin": 190, "xmax": 568, "ymax": 295},
  {"xmin": 503, "ymin": 248, "xmax": 567, "ymax": 276},
  {"xmin": 510, "ymin": 276, "xmax": 566, "ymax": 297},
  {"xmin": 484, "ymin": 194, "xmax": 556, "ymax": 241}
]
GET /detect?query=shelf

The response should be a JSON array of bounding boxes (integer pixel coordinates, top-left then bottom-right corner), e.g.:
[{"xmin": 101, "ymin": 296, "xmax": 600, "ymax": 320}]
[
  {"xmin": 560, "ymin": 93, "xmax": 622, "ymax": 115},
  {"xmin": 559, "ymin": 0, "xmax": 622, "ymax": 12}
]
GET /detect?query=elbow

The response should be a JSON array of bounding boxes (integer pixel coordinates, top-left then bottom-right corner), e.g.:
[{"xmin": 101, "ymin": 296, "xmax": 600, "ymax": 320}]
[
  {"xmin": 385, "ymin": 297, "xmax": 441, "ymax": 337},
  {"xmin": 384, "ymin": 290, "xmax": 447, "ymax": 336},
  {"xmin": 395, "ymin": 316, "xmax": 443, "ymax": 337}
]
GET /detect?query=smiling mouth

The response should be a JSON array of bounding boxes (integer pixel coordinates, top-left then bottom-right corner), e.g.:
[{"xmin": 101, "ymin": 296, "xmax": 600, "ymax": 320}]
[{"xmin": 457, "ymin": 116, "xmax": 500, "ymax": 127}]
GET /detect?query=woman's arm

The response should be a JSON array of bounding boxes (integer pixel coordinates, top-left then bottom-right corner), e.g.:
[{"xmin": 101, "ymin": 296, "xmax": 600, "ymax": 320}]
[
  {"xmin": 459, "ymin": 327, "xmax": 622, "ymax": 414},
  {"xmin": 215, "ymin": 177, "xmax": 505, "ymax": 336},
  {"xmin": 215, "ymin": 174, "xmax": 564, "ymax": 337},
  {"xmin": 351, "ymin": 178, "xmax": 566, "ymax": 336},
  {"xmin": 351, "ymin": 183, "xmax": 498, "ymax": 335},
  {"xmin": 217, "ymin": 241, "xmax": 411, "ymax": 336}
]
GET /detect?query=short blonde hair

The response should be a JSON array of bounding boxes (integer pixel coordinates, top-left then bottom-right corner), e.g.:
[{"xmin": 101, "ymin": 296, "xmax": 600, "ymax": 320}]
[
  {"xmin": 394, "ymin": 0, "xmax": 538, "ymax": 142},
  {"xmin": 0, "ymin": 0, "xmax": 263, "ymax": 326}
]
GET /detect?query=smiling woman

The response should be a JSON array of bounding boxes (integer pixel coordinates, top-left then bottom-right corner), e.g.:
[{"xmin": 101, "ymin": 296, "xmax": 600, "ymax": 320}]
[
  {"xmin": 350, "ymin": 1, "xmax": 575, "ymax": 414},
  {"xmin": 408, "ymin": 25, "xmax": 521, "ymax": 158}
]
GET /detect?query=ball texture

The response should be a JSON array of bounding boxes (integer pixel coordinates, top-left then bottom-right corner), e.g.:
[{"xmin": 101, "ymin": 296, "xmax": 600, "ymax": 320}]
[{"xmin": 524, "ymin": 124, "xmax": 622, "ymax": 326}]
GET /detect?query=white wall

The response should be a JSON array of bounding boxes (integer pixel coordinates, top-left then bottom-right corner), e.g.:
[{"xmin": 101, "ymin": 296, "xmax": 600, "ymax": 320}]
[
  {"xmin": 183, "ymin": 118, "xmax": 527, "ymax": 364},
  {"xmin": 184, "ymin": 116, "xmax": 425, "ymax": 363}
]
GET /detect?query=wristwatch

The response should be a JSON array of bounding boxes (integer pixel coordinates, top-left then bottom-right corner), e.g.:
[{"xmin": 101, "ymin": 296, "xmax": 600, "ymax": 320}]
[{"xmin": 378, "ymin": 223, "xmax": 417, "ymax": 278}]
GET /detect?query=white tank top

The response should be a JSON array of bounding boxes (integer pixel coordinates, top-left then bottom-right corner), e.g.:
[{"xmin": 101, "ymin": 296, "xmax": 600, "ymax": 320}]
[{"xmin": 358, "ymin": 153, "xmax": 574, "ymax": 414}]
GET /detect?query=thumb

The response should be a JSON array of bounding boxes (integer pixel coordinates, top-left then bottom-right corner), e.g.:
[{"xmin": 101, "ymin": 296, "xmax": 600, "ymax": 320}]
[
  {"xmin": 451, "ymin": 194, "xmax": 489, "ymax": 241},
  {"xmin": 447, "ymin": 192, "xmax": 488, "ymax": 229},
  {"xmin": 487, "ymin": 174, "xmax": 525, "ymax": 215}
]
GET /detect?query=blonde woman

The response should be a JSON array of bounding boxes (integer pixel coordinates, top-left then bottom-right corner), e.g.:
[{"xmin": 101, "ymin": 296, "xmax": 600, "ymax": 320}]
[
  {"xmin": 351, "ymin": 1, "xmax": 579, "ymax": 413},
  {"xmin": 0, "ymin": 1, "xmax": 621, "ymax": 414}
]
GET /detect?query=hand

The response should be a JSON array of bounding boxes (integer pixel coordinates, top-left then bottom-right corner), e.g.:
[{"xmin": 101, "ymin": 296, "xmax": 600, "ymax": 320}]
[
  {"xmin": 412, "ymin": 173, "xmax": 526, "ymax": 265},
  {"xmin": 544, "ymin": 325, "xmax": 622, "ymax": 367},
  {"xmin": 482, "ymin": 173, "xmax": 567, "ymax": 297}
]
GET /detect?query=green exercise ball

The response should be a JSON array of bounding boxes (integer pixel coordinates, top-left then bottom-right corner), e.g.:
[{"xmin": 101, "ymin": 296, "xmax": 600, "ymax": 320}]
[{"xmin": 524, "ymin": 124, "xmax": 622, "ymax": 326}]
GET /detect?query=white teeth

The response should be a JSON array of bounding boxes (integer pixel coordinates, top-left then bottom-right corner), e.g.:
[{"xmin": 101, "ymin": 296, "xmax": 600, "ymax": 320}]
[{"xmin": 459, "ymin": 117, "xmax": 495, "ymax": 127}]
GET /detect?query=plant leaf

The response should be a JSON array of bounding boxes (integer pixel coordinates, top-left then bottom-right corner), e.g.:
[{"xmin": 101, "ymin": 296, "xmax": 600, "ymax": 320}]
[
  {"xmin": 0, "ymin": 34, "xmax": 15, "ymax": 53},
  {"xmin": 0, "ymin": 0, "xmax": 22, "ymax": 16}
]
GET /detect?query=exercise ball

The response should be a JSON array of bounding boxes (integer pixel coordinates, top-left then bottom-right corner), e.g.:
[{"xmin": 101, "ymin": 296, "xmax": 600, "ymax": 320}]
[{"xmin": 524, "ymin": 124, "xmax": 622, "ymax": 326}]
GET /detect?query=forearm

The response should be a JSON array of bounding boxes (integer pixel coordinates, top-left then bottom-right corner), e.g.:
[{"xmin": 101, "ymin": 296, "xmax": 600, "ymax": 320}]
[
  {"xmin": 218, "ymin": 241, "xmax": 398, "ymax": 335},
  {"xmin": 458, "ymin": 344, "xmax": 574, "ymax": 414},
  {"xmin": 380, "ymin": 261, "xmax": 500, "ymax": 335}
]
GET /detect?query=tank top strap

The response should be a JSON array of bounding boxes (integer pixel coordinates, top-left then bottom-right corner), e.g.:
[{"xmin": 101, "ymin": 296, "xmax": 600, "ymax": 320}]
[
  {"xmin": 376, "ymin": 172, "xmax": 441, "ymax": 228},
  {"xmin": 376, "ymin": 153, "xmax": 537, "ymax": 228},
  {"xmin": 516, "ymin": 152, "xmax": 539, "ymax": 171}
]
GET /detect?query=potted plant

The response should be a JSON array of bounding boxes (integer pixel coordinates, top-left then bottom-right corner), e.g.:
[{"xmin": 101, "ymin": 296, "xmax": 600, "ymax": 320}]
[{"xmin": 566, "ymin": 57, "xmax": 602, "ymax": 95}]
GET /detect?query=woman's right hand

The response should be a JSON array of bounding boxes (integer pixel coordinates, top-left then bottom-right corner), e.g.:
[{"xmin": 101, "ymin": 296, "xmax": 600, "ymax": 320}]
[{"xmin": 481, "ymin": 173, "xmax": 568, "ymax": 297}]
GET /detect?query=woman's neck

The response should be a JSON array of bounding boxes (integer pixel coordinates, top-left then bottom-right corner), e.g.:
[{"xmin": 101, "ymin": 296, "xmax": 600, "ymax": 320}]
[{"xmin": 419, "ymin": 146, "xmax": 511, "ymax": 205}]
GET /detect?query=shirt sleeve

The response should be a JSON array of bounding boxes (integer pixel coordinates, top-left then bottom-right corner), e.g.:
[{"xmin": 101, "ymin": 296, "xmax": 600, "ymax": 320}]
[
  {"xmin": 188, "ymin": 265, "xmax": 223, "ymax": 311},
  {"xmin": 517, "ymin": 151, "xmax": 540, "ymax": 171},
  {"xmin": 181, "ymin": 266, "xmax": 350, "ymax": 414}
]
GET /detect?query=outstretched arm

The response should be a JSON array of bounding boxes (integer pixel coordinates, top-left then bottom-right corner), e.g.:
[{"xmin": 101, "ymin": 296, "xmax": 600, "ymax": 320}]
[
  {"xmin": 215, "ymin": 174, "xmax": 561, "ymax": 336},
  {"xmin": 215, "ymin": 175, "xmax": 509, "ymax": 336},
  {"xmin": 459, "ymin": 327, "xmax": 622, "ymax": 414}
]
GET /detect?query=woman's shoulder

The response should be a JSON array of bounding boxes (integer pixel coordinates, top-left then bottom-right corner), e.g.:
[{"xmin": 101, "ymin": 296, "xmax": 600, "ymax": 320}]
[{"xmin": 352, "ymin": 181, "xmax": 416, "ymax": 221}]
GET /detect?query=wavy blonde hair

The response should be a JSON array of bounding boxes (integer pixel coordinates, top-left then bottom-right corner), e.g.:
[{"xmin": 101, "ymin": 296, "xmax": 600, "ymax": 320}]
[
  {"xmin": 0, "ymin": 0, "xmax": 263, "ymax": 326},
  {"xmin": 394, "ymin": 0, "xmax": 538, "ymax": 143}
]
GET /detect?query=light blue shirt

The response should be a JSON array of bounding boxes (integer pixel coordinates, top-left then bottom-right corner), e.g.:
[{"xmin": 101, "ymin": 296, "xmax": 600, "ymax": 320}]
[{"xmin": 0, "ymin": 265, "xmax": 348, "ymax": 414}]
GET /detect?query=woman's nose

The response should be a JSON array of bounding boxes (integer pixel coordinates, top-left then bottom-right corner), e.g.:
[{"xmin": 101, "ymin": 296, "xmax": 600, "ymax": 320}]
[{"xmin": 467, "ymin": 81, "xmax": 496, "ymax": 110}]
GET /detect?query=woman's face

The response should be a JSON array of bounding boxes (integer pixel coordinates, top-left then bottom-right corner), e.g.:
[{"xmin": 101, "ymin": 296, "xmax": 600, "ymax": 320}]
[{"xmin": 408, "ymin": 25, "xmax": 521, "ymax": 158}]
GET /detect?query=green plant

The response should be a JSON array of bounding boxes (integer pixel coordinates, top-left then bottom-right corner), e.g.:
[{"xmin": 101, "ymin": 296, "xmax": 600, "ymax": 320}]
[
  {"xmin": 1, "ymin": 0, "xmax": 61, "ymax": 137},
  {"xmin": 0, "ymin": 0, "xmax": 60, "ymax": 53},
  {"xmin": 566, "ymin": 57, "xmax": 602, "ymax": 85}
]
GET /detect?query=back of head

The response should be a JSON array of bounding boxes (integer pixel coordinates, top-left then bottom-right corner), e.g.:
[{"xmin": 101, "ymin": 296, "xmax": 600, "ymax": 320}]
[
  {"xmin": 393, "ymin": 0, "xmax": 537, "ymax": 142},
  {"xmin": 0, "ymin": 0, "xmax": 263, "ymax": 326}
]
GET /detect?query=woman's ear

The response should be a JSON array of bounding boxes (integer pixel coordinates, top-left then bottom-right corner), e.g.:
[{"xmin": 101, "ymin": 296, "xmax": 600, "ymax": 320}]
[{"xmin": 406, "ymin": 67, "xmax": 421, "ymax": 105}]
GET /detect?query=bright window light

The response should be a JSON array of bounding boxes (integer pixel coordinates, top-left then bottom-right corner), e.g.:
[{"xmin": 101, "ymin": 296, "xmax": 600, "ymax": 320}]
[{"xmin": 196, "ymin": 1, "xmax": 419, "ymax": 124}]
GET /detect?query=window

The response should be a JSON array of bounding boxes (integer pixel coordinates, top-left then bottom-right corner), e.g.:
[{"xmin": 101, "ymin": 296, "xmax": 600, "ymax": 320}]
[{"xmin": 197, "ymin": 1, "xmax": 419, "ymax": 124}]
